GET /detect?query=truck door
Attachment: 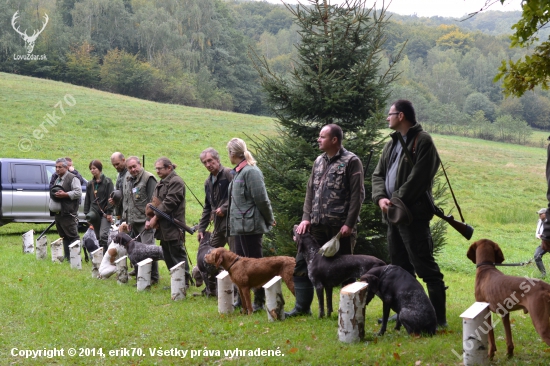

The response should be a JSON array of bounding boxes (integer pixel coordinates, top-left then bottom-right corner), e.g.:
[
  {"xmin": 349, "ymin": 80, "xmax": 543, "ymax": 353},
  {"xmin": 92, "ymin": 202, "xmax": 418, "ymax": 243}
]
[{"xmin": 11, "ymin": 163, "xmax": 47, "ymax": 219}]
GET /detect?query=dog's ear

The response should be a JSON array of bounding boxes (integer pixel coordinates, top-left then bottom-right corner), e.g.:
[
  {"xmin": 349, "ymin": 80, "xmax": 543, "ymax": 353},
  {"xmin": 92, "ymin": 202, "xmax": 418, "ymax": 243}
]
[
  {"xmin": 215, "ymin": 249, "xmax": 224, "ymax": 268},
  {"xmin": 466, "ymin": 242, "xmax": 477, "ymax": 264},
  {"xmin": 493, "ymin": 242, "xmax": 505, "ymax": 264}
]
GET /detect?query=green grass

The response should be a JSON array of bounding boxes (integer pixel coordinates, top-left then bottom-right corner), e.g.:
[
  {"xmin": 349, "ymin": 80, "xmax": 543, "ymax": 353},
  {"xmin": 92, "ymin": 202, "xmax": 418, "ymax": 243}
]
[{"xmin": 2, "ymin": 72, "xmax": 550, "ymax": 365}]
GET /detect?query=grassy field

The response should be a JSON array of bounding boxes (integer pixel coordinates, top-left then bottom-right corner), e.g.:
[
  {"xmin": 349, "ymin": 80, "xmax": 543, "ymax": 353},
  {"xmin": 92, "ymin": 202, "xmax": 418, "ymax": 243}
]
[{"xmin": 2, "ymin": 72, "xmax": 550, "ymax": 365}]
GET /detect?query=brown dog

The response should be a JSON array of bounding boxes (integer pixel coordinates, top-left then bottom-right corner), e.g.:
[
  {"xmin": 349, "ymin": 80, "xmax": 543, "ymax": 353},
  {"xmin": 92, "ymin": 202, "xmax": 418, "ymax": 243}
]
[
  {"xmin": 467, "ymin": 239, "xmax": 550, "ymax": 359},
  {"xmin": 204, "ymin": 247, "xmax": 296, "ymax": 315}
]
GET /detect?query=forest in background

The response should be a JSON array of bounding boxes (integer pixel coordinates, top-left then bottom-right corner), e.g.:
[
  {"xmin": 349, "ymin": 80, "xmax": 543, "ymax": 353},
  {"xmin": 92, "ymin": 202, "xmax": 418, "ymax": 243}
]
[{"xmin": 1, "ymin": 0, "xmax": 548, "ymax": 142}]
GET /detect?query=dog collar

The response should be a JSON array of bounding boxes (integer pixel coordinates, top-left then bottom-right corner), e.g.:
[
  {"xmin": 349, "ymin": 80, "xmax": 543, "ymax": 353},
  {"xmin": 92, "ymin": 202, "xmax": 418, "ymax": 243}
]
[
  {"xmin": 226, "ymin": 256, "xmax": 240, "ymax": 272},
  {"xmin": 476, "ymin": 261, "xmax": 495, "ymax": 268}
]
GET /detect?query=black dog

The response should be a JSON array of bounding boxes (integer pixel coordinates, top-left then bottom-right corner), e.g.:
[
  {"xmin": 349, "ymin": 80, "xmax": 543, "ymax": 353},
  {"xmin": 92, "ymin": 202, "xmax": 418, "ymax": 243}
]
[
  {"xmin": 195, "ymin": 232, "xmax": 221, "ymax": 297},
  {"xmin": 361, "ymin": 265, "xmax": 437, "ymax": 336},
  {"xmin": 113, "ymin": 233, "xmax": 164, "ymax": 270},
  {"xmin": 296, "ymin": 231, "xmax": 386, "ymax": 318}
]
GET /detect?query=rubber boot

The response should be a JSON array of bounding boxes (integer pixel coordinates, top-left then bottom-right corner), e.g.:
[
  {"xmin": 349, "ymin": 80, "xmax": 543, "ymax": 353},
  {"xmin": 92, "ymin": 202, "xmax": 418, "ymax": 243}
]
[
  {"xmin": 427, "ymin": 282, "xmax": 448, "ymax": 328},
  {"xmin": 62, "ymin": 238, "xmax": 71, "ymax": 262},
  {"xmin": 285, "ymin": 276, "xmax": 314, "ymax": 318},
  {"xmin": 536, "ymin": 259, "xmax": 547, "ymax": 277},
  {"xmin": 252, "ymin": 288, "xmax": 266, "ymax": 312}
]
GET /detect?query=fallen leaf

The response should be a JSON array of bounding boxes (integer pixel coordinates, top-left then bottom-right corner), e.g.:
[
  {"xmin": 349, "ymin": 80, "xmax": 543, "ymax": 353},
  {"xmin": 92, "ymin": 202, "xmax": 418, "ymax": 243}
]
[
  {"xmin": 311, "ymin": 334, "xmax": 317, "ymax": 340},
  {"xmin": 393, "ymin": 352, "xmax": 401, "ymax": 360},
  {"xmin": 286, "ymin": 339, "xmax": 291, "ymax": 344},
  {"xmin": 239, "ymin": 322, "xmax": 244, "ymax": 326},
  {"xmin": 180, "ymin": 342, "xmax": 185, "ymax": 346},
  {"xmin": 415, "ymin": 361, "xmax": 421, "ymax": 366},
  {"xmin": 19, "ymin": 278, "xmax": 22, "ymax": 281},
  {"xmin": 305, "ymin": 346, "xmax": 311, "ymax": 351},
  {"xmin": 289, "ymin": 347, "xmax": 298, "ymax": 354}
]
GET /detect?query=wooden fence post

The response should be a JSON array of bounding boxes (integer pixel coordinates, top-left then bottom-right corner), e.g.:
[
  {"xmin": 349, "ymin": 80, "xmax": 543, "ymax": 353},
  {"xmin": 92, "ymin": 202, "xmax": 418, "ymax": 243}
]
[
  {"xmin": 137, "ymin": 258, "xmax": 153, "ymax": 291},
  {"xmin": 170, "ymin": 261, "xmax": 187, "ymax": 301},
  {"xmin": 460, "ymin": 302, "xmax": 491, "ymax": 366},
  {"xmin": 338, "ymin": 282, "xmax": 369, "ymax": 343},
  {"xmin": 69, "ymin": 240, "xmax": 81, "ymax": 270},
  {"xmin": 264, "ymin": 276, "xmax": 284, "ymax": 321},
  {"xmin": 91, "ymin": 247, "xmax": 103, "ymax": 278},
  {"xmin": 22, "ymin": 230, "xmax": 34, "ymax": 254},
  {"xmin": 217, "ymin": 271, "xmax": 234, "ymax": 314},
  {"xmin": 115, "ymin": 256, "xmax": 128, "ymax": 284},
  {"xmin": 50, "ymin": 238, "xmax": 64, "ymax": 263},
  {"xmin": 35, "ymin": 236, "xmax": 48, "ymax": 260}
]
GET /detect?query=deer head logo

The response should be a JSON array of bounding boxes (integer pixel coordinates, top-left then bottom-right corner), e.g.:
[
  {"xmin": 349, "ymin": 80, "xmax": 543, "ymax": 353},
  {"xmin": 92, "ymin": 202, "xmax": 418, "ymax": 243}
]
[{"xmin": 11, "ymin": 11, "xmax": 49, "ymax": 54}]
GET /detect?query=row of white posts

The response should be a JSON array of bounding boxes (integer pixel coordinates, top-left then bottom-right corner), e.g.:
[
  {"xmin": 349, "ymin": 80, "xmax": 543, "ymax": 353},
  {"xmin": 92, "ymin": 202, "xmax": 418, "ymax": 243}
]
[{"xmin": 24, "ymin": 230, "xmax": 492, "ymax": 364}]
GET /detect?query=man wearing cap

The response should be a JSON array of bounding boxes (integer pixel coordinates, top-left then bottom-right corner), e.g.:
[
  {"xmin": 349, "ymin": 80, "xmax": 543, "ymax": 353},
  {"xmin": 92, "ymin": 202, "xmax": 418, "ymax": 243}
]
[
  {"xmin": 122, "ymin": 156, "xmax": 158, "ymax": 282},
  {"xmin": 287, "ymin": 124, "xmax": 364, "ymax": 317},
  {"xmin": 534, "ymin": 208, "xmax": 548, "ymax": 276},
  {"xmin": 372, "ymin": 99, "xmax": 447, "ymax": 328},
  {"xmin": 51, "ymin": 158, "xmax": 82, "ymax": 261},
  {"xmin": 108, "ymin": 152, "xmax": 127, "ymax": 222}
]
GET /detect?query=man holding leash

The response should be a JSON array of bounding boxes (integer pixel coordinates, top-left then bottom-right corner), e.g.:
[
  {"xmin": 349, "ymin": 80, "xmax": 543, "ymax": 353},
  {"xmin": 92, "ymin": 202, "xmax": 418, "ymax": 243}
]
[
  {"xmin": 286, "ymin": 124, "xmax": 365, "ymax": 317},
  {"xmin": 123, "ymin": 156, "xmax": 158, "ymax": 283},
  {"xmin": 372, "ymin": 99, "xmax": 447, "ymax": 328}
]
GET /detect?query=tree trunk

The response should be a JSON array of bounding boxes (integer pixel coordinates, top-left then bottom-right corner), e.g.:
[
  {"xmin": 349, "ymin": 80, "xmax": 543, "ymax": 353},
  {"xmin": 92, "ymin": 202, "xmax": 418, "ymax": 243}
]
[
  {"xmin": 460, "ymin": 302, "xmax": 491, "ymax": 365},
  {"xmin": 137, "ymin": 258, "xmax": 153, "ymax": 291},
  {"xmin": 22, "ymin": 230, "xmax": 34, "ymax": 254},
  {"xmin": 35, "ymin": 236, "xmax": 48, "ymax": 260},
  {"xmin": 264, "ymin": 276, "xmax": 285, "ymax": 321},
  {"xmin": 115, "ymin": 255, "xmax": 128, "ymax": 284},
  {"xmin": 170, "ymin": 261, "xmax": 187, "ymax": 300},
  {"xmin": 69, "ymin": 240, "xmax": 81, "ymax": 270},
  {"xmin": 50, "ymin": 238, "xmax": 64, "ymax": 263},
  {"xmin": 91, "ymin": 247, "xmax": 103, "ymax": 278},
  {"xmin": 338, "ymin": 282, "xmax": 368, "ymax": 343},
  {"xmin": 217, "ymin": 270, "xmax": 234, "ymax": 314}
]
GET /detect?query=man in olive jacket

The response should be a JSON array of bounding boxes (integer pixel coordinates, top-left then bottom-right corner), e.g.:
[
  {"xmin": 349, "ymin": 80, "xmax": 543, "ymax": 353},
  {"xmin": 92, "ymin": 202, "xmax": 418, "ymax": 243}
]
[
  {"xmin": 372, "ymin": 99, "xmax": 447, "ymax": 327},
  {"xmin": 146, "ymin": 157, "xmax": 189, "ymax": 285}
]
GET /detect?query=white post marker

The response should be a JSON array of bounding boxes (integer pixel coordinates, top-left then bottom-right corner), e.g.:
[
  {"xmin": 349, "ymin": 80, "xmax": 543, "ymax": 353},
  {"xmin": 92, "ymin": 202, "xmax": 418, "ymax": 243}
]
[
  {"xmin": 50, "ymin": 238, "xmax": 64, "ymax": 263},
  {"xmin": 338, "ymin": 282, "xmax": 369, "ymax": 343},
  {"xmin": 170, "ymin": 261, "xmax": 187, "ymax": 300},
  {"xmin": 137, "ymin": 258, "xmax": 153, "ymax": 291},
  {"xmin": 91, "ymin": 247, "xmax": 103, "ymax": 278},
  {"xmin": 22, "ymin": 230, "xmax": 34, "ymax": 254},
  {"xmin": 217, "ymin": 270, "xmax": 234, "ymax": 314},
  {"xmin": 69, "ymin": 240, "xmax": 81, "ymax": 269},
  {"xmin": 115, "ymin": 255, "xmax": 128, "ymax": 284},
  {"xmin": 35, "ymin": 236, "xmax": 48, "ymax": 260},
  {"xmin": 263, "ymin": 276, "xmax": 284, "ymax": 321},
  {"xmin": 460, "ymin": 302, "xmax": 491, "ymax": 366}
]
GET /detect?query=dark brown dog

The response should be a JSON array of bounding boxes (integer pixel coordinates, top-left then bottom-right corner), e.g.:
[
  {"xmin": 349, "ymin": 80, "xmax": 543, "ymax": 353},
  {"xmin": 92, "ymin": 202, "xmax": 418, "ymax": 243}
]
[
  {"xmin": 467, "ymin": 239, "xmax": 550, "ymax": 359},
  {"xmin": 204, "ymin": 247, "xmax": 296, "ymax": 315}
]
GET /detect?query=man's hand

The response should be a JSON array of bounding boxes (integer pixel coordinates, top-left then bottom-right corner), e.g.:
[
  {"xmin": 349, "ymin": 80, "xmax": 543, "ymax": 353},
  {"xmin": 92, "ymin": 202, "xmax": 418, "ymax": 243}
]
[
  {"xmin": 145, "ymin": 216, "xmax": 157, "ymax": 230},
  {"xmin": 55, "ymin": 190, "xmax": 69, "ymax": 199},
  {"xmin": 106, "ymin": 215, "xmax": 113, "ymax": 223},
  {"xmin": 542, "ymin": 239, "xmax": 550, "ymax": 252},
  {"xmin": 296, "ymin": 220, "xmax": 310, "ymax": 235},
  {"xmin": 378, "ymin": 198, "xmax": 391, "ymax": 214},
  {"xmin": 197, "ymin": 231, "xmax": 204, "ymax": 242},
  {"xmin": 215, "ymin": 208, "xmax": 225, "ymax": 217},
  {"xmin": 340, "ymin": 225, "xmax": 352, "ymax": 237}
]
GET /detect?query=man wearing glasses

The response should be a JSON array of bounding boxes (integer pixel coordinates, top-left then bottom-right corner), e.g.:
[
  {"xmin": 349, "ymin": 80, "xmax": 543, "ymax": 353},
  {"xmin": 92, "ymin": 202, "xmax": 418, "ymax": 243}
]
[{"xmin": 372, "ymin": 99, "xmax": 447, "ymax": 328}]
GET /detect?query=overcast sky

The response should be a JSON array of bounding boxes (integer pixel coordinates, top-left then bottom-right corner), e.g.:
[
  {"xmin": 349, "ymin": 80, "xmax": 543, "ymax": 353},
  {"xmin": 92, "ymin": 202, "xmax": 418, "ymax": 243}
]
[{"xmin": 259, "ymin": 0, "xmax": 522, "ymax": 18}]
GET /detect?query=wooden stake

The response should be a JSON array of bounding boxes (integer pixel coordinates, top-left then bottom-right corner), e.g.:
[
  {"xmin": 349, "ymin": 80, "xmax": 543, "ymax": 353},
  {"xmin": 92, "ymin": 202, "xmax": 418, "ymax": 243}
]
[
  {"xmin": 35, "ymin": 236, "xmax": 48, "ymax": 260},
  {"xmin": 115, "ymin": 256, "xmax": 128, "ymax": 284},
  {"xmin": 91, "ymin": 247, "xmax": 103, "ymax": 278},
  {"xmin": 460, "ymin": 302, "xmax": 491, "ymax": 365},
  {"xmin": 22, "ymin": 230, "xmax": 34, "ymax": 254},
  {"xmin": 216, "ymin": 271, "xmax": 234, "ymax": 314},
  {"xmin": 264, "ymin": 276, "xmax": 285, "ymax": 321},
  {"xmin": 338, "ymin": 282, "xmax": 369, "ymax": 343},
  {"xmin": 50, "ymin": 238, "xmax": 63, "ymax": 263},
  {"xmin": 170, "ymin": 261, "xmax": 187, "ymax": 300},
  {"xmin": 137, "ymin": 258, "xmax": 153, "ymax": 291},
  {"xmin": 69, "ymin": 240, "xmax": 81, "ymax": 270}
]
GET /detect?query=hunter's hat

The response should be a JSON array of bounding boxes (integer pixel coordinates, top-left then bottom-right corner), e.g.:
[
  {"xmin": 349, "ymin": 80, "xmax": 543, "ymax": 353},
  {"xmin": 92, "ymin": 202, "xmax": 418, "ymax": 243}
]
[
  {"xmin": 387, "ymin": 197, "xmax": 413, "ymax": 226},
  {"xmin": 85, "ymin": 209, "xmax": 100, "ymax": 224},
  {"xmin": 110, "ymin": 190, "xmax": 122, "ymax": 205},
  {"xmin": 50, "ymin": 185, "xmax": 64, "ymax": 202},
  {"xmin": 538, "ymin": 208, "xmax": 547, "ymax": 214}
]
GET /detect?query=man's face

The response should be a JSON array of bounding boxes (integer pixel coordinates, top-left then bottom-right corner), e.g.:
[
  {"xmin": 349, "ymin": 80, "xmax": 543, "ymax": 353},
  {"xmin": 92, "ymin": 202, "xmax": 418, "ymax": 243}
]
[
  {"xmin": 201, "ymin": 153, "xmax": 221, "ymax": 175},
  {"xmin": 155, "ymin": 163, "xmax": 170, "ymax": 179},
  {"xmin": 55, "ymin": 163, "xmax": 67, "ymax": 176},
  {"xmin": 127, "ymin": 159, "xmax": 143, "ymax": 177},
  {"xmin": 111, "ymin": 157, "xmax": 126, "ymax": 173},
  {"xmin": 317, "ymin": 127, "xmax": 337, "ymax": 152},
  {"xmin": 541, "ymin": 213, "xmax": 546, "ymax": 221},
  {"xmin": 386, "ymin": 105, "xmax": 403, "ymax": 130}
]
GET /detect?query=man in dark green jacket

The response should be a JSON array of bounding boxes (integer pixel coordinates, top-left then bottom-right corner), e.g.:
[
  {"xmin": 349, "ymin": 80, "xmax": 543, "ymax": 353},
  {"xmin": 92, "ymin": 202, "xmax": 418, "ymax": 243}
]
[{"xmin": 372, "ymin": 99, "xmax": 447, "ymax": 328}]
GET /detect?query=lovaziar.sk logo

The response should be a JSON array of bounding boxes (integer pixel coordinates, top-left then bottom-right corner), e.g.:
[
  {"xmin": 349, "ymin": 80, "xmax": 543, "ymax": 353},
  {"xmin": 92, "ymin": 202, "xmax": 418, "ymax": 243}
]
[{"xmin": 12, "ymin": 11, "xmax": 48, "ymax": 61}]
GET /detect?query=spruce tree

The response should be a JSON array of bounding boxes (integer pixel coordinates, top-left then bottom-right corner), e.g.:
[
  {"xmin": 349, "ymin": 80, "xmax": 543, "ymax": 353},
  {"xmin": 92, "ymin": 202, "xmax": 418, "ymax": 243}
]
[{"xmin": 249, "ymin": 0, "xmax": 402, "ymax": 259}]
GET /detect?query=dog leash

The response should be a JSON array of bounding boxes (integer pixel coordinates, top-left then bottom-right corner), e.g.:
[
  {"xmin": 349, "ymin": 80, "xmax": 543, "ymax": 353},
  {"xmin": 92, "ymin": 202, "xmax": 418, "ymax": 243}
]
[{"xmin": 476, "ymin": 259, "xmax": 534, "ymax": 268}]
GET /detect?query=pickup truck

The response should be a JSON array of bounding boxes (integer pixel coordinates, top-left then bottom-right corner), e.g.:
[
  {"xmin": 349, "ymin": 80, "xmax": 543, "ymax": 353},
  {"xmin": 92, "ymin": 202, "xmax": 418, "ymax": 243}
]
[{"xmin": 0, "ymin": 158, "xmax": 87, "ymax": 227}]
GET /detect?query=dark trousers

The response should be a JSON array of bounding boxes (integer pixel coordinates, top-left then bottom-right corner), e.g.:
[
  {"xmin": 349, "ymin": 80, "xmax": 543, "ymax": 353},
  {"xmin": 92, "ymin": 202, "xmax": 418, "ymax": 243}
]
[
  {"xmin": 55, "ymin": 213, "xmax": 79, "ymax": 261},
  {"xmin": 235, "ymin": 233, "xmax": 263, "ymax": 258},
  {"xmin": 294, "ymin": 224, "xmax": 353, "ymax": 276},
  {"xmin": 92, "ymin": 216, "xmax": 111, "ymax": 254},
  {"xmin": 211, "ymin": 229, "xmax": 235, "ymax": 252},
  {"xmin": 130, "ymin": 222, "xmax": 159, "ymax": 282},
  {"xmin": 160, "ymin": 239, "xmax": 189, "ymax": 273},
  {"xmin": 387, "ymin": 219, "xmax": 444, "ymax": 286}
]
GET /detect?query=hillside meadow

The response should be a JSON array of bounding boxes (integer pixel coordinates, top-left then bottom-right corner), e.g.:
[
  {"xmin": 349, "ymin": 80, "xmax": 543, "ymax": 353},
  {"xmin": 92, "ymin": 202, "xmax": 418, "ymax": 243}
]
[{"xmin": 1, "ymin": 72, "xmax": 550, "ymax": 365}]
